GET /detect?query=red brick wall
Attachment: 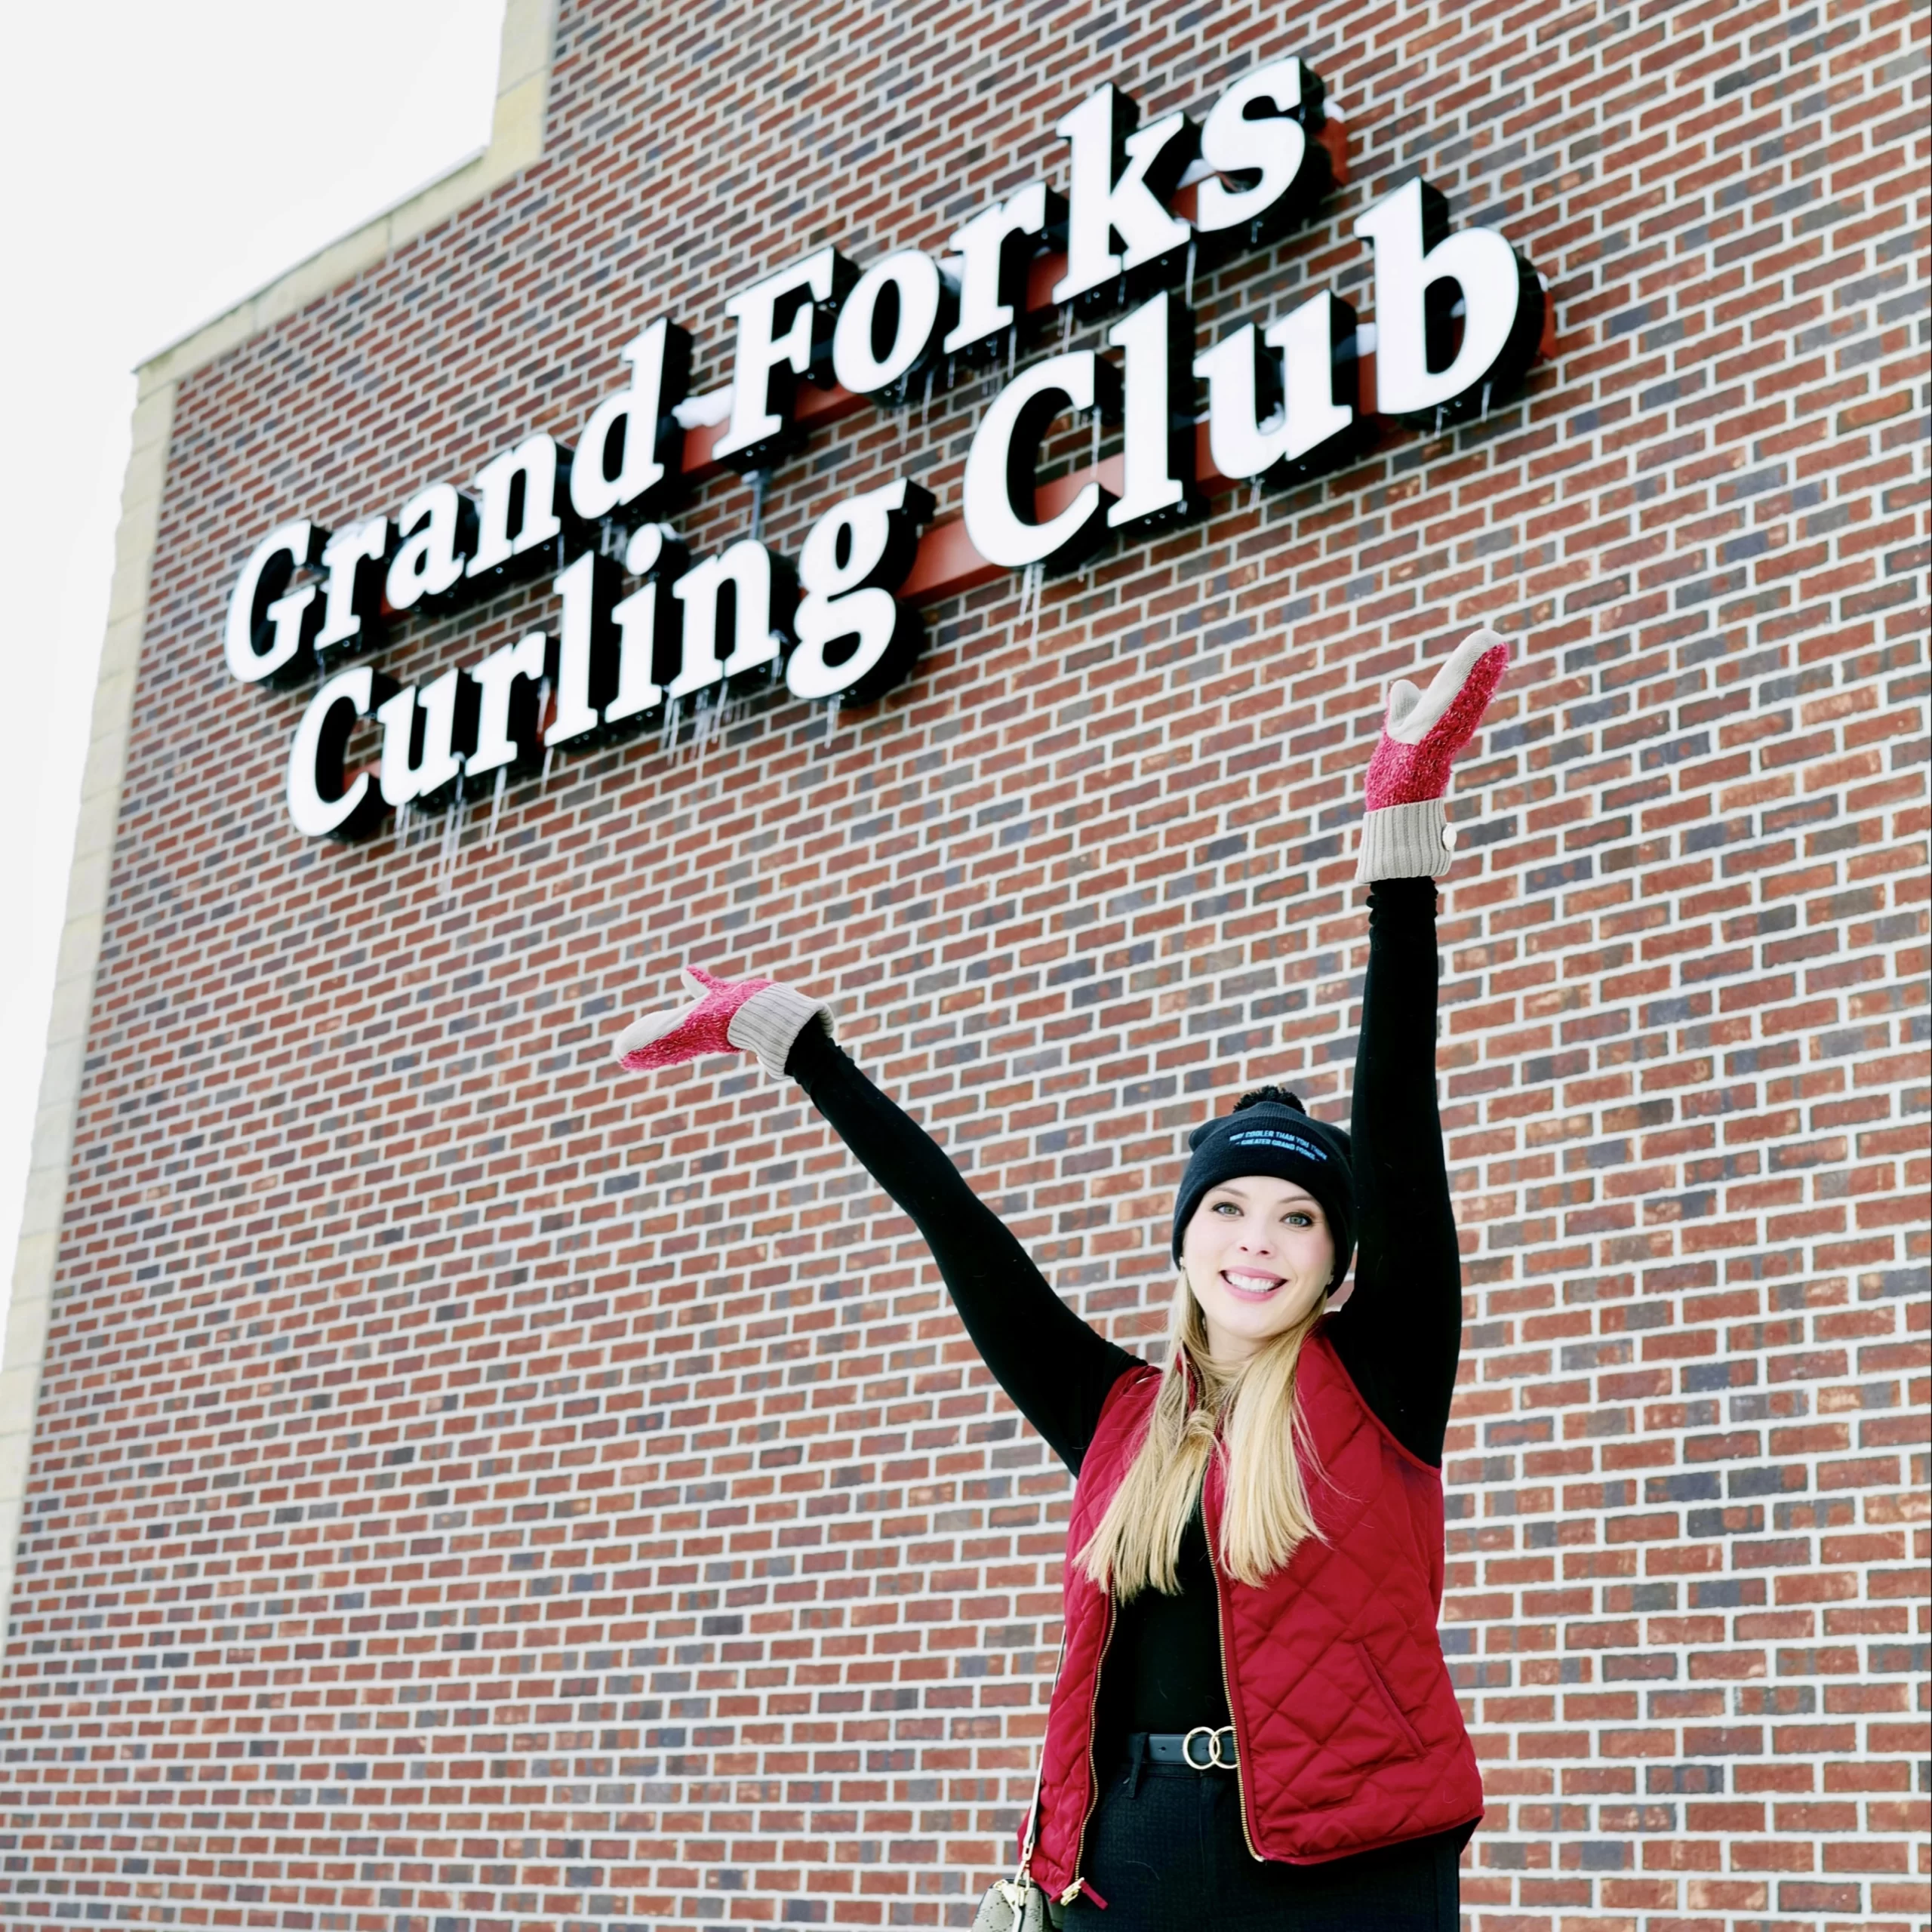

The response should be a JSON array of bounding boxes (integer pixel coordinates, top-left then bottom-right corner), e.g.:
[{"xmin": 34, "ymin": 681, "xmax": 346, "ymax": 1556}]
[{"xmin": 2, "ymin": 1, "xmax": 1925, "ymax": 1927}]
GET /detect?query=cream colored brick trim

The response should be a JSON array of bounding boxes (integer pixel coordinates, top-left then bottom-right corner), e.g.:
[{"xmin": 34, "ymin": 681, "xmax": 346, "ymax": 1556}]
[
  {"xmin": 139, "ymin": 0, "xmax": 557, "ymax": 398},
  {"xmin": 0, "ymin": 0, "xmax": 556, "ymax": 1641}
]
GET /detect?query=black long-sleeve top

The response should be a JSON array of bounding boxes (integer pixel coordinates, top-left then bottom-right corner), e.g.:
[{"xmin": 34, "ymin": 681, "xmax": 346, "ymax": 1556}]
[{"xmin": 785, "ymin": 878, "xmax": 1461, "ymax": 1763}]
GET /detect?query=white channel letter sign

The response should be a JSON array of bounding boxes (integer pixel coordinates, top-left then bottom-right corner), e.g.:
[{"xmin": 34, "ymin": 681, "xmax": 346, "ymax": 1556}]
[{"xmin": 239, "ymin": 55, "xmax": 1547, "ymax": 843}]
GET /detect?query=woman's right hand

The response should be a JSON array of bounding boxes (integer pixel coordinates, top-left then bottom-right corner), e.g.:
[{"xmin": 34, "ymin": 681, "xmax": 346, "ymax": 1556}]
[{"xmin": 613, "ymin": 963, "xmax": 830, "ymax": 1079}]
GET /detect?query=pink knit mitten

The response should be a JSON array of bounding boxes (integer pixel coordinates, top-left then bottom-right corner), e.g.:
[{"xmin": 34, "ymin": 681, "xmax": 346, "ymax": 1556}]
[
  {"xmin": 1356, "ymin": 629, "xmax": 1510, "ymax": 881},
  {"xmin": 613, "ymin": 964, "xmax": 831, "ymax": 1080}
]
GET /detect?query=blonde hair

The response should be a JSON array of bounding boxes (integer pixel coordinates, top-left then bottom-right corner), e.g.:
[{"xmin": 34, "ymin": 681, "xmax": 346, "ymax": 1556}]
[{"xmin": 1078, "ymin": 1278, "xmax": 1327, "ymax": 1595}]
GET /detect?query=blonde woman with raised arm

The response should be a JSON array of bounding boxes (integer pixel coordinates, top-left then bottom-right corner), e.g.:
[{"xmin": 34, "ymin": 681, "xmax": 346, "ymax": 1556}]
[{"xmin": 614, "ymin": 632, "xmax": 1508, "ymax": 1929}]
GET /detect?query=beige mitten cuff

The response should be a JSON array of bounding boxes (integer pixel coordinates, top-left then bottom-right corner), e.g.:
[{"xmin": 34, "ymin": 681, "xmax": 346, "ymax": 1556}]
[
  {"xmin": 1355, "ymin": 799, "xmax": 1456, "ymax": 881},
  {"xmin": 726, "ymin": 983, "xmax": 835, "ymax": 1080}
]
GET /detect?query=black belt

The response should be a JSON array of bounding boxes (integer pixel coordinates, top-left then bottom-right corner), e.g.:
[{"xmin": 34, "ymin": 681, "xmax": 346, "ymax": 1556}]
[{"xmin": 1129, "ymin": 1726, "xmax": 1238, "ymax": 1770}]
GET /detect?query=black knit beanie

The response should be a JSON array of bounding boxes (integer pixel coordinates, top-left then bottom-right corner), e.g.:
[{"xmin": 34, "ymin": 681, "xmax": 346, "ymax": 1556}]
[{"xmin": 1170, "ymin": 1088, "xmax": 1356, "ymax": 1288}]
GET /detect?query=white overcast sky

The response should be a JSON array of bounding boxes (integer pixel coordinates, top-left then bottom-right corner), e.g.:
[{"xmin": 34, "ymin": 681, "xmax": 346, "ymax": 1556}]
[{"xmin": 0, "ymin": 1, "xmax": 507, "ymax": 1317}]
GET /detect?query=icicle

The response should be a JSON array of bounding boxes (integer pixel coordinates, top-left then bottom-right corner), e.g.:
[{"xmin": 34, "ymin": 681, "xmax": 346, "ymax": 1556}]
[
  {"xmin": 1025, "ymin": 561, "xmax": 1045, "ymax": 648},
  {"xmin": 1091, "ymin": 402, "xmax": 1101, "ymax": 469},
  {"xmin": 438, "ymin": 787, "xmax": 465, "ymax": 900},
  {"xmin": 488, "ymin": 765, "xmax": 508, "ymax": 844},
  {"xmin": 659, "ymin": 694, "xmax": 684, "ymax": 760},
  {"xmin": 395, "ymin": 799, "xmax": 412, "ymax": 850},
  {"xmin": 1435, "ymin": 405, "xmax": 1444, "ymax": 437},
  {"xmin": 1479, "ymin": 380, "xmax": 1491, "ymax": 419},
  {"xmin": 537, "ymin": 677, "xmax": 555, "ymax": 782},
  {"xmin": 692, "ymin": 687, "xmax": 720, "ymax": 767},
  {"xmin": 749, "ymin": 471, "xmax": 768, "ymax": 543},
  {"xmin": 1183, "ymin": 238, "xmax": 1195, "ymax": 307},
  {"xmin": 822, "ymin": 692, "xmax": 841, "ymax": 750},
  {"xmin": 1008, "ymin": 330, "xmax": 1017, "ymax": 380},
  {"xmin": 1017, "ymin": 560, "xmax": 1041, "ymax": 631},
  {"xmin": 1060, "ymin": 306, "xmax": 1072, "ymax": 351}
]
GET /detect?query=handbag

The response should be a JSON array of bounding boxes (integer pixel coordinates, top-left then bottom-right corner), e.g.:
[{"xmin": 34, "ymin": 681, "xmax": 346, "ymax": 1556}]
[
  {"xmin": 972, "ymin": 1644, "xmax": 1069, "ymax": 1932},
  {"xmin": 971, "ymin": 1872, "xmax": 1063, "ymax": 1932}
]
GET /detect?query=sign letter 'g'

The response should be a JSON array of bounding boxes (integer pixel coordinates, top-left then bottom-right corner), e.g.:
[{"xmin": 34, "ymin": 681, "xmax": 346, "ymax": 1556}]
[
  {"xmin": 226, "ymin": 520, "xmax": 327, "ymax": 684},
  {"xmin": 788, "ymin": 480, "xmax": 934, "ymax": 703}
]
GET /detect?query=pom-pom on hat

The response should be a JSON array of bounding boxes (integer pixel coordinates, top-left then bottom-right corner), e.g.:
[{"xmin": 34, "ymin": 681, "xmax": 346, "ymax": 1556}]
[{"xmin": 1170, "ymin": 1087, "xmax": 1356, "ymax": 1288}]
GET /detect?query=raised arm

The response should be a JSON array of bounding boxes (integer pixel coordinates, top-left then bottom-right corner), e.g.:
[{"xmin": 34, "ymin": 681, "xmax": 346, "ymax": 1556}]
[
  {"xmin": 786, "ymin": 1025, "xmax": 1137, "ymax": 1472},
  {"xmin": 1323, "ymin": 630, "xmax": 1509, "ymax": 1466},
  {"xmin": 612, "ymin": 966, "xmax": 1137, "ymax": 1473},
  {"xmin": 1324, "ymin": 878, "xmax": 1463, "ymax": 1463}
]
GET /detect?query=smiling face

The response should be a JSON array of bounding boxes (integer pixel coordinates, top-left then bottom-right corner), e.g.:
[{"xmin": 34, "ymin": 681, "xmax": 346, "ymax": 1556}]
[{"xmin": 1179, "ymin": 1176, "xmax": 1337, "ymax": 1364}]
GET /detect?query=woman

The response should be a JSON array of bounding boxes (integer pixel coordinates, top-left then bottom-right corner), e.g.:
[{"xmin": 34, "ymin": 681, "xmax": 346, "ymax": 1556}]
[{"xmin": 614, "ymin": 631, "xmax": 1510, "ymax": 1929}]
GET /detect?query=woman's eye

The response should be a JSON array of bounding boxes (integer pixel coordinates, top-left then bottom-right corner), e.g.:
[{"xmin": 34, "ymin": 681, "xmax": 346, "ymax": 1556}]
[{"xmin": 1213, "ymin": 1201, "xmax": 1240, "ymax": 1215}]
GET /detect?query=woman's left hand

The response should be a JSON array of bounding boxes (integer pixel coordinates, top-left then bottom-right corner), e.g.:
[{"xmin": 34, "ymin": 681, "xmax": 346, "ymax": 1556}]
[{"xmin": 1355, "ymin": 628, "xmax": 1510, "ymax": 881}]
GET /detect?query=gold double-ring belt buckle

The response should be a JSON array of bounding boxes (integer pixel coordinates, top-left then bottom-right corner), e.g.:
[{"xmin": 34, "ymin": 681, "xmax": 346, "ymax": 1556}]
[{"xmin": 1181, "ymin": 1724, "xmax": 1237, "ymax": 1770}]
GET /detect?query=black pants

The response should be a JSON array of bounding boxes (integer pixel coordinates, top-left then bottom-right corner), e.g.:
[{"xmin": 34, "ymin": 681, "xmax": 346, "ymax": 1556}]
[{"xmin": 1061, "ymin": 1760, "xmax": 1463, "ymax": 1931}]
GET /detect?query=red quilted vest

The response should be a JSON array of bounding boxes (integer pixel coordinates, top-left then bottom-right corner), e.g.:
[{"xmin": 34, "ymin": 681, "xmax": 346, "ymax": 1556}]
[{"xmin": 1026, "ymin": 1327, "xmax": 1484, "ymax": 1902}]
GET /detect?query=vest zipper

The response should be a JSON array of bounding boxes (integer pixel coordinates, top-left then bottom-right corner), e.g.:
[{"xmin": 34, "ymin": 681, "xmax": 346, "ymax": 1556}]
[
  {"xmin": 1211, "ymin": 1546, "xmax": 1265, "ymax": 1861},
  {"xmin": 1066, "ymin": 1592, "xmax": 1114, "ymax": 1895}
]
